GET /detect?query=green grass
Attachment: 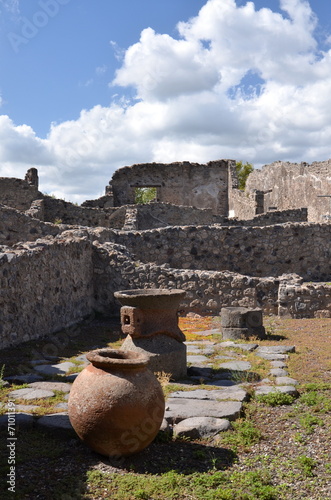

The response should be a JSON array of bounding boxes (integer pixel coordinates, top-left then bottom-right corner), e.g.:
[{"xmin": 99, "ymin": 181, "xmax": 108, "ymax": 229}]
[
  {"xmin": 256, "ymin": 392, "xmax": 295, "ymax": 407},
  {"xmin": 298, "ymin": 413, "xmax": 324, "ymax": 434},
  {"xmin": 298, "ymin": 391, "xmax": 331, "ymax": 412},
  {"xmin": 217, "ymin": 419, "xmax": 262, "ymax": 451},
  {"xmin": 297, "ymin": 455, "xmax": 317, "ymax": 478},
  {"xmin": 85, "ymin": 469, "xmax": 280, "ymax": 500}
]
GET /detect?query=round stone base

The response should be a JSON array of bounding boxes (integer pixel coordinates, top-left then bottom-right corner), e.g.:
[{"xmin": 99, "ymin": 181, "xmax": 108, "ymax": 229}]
[
  {"xmin": 121, "ymin": 334, "xmax": 187, "ymax": 381},
  {"xmin": 222, "ymin": 326, "xmax": 266, "ymax": 340}
]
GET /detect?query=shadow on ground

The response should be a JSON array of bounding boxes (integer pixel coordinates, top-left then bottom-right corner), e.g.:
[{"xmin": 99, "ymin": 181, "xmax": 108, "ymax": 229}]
[
  {"xmin": 0, "ymin": 426, "xmax": 237, "ymax": 500},
  {"xmin": 0, "ymin": 316, "xmax": 123, "ymax": 378}
]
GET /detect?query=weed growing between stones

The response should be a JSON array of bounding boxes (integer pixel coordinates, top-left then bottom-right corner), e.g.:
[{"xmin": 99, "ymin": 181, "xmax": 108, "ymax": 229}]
[
  {"xmin": 0, "ymin": 365, "xmax": 5, "ymax": 388},
  {"xmin": 298, "ymin": 414, "xmax": 324, "ymax": 434},
  {"xmin": 256, "ymin": 392, "xmax": 295, "ymax": 407},
  {"xmin": 216, "ymin": 419, "xmax": 262, "ymax": 452},
  {"xmin": 297, "ymin": 455, "xmax": 317, "ymax": 478},
  {"xmin": 298, "ymin": 391, "xmax": 331, "ymax": 412}
]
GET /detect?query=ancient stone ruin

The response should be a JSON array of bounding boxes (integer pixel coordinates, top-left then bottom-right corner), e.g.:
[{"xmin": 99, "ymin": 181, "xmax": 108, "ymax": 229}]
[{"xmin": 0, "ymin": 159, "xmax": 330, "ymax": 350}]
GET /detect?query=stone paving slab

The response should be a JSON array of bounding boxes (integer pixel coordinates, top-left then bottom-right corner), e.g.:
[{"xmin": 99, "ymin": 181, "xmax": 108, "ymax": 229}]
[
  {"xmin": 165, "ymin": 399, "xmax": 242, "ymax": 423},
  {"xmin": 191, "ymin": 329, "xmax": 221, "ymax": 336},
  {"xmin": 206, "ymin": 379, "xmax": 240, "ymax": 387},
  {"xmin": 185, "ymin": 345, "xmax": 215, "ymax": 355},
  {"xmin": 14, "ymin": 404, "xmax": 40, "ymax": 412},
  {"xmin": 55, "ymin": 402, "xmax": 69, "ymax": 410},
  {"xmin": 75, "ymin": 354, "xmax": 89, "ymax": 363},
  {"xmin": 0, "ymin": 413, "xmax": 34, "ymax": 429},
  {"xmin": 30, "ymin": 359, "xmax": 53, "ymax": 366},
  {"xmin": 9, "ymin": 388, "xmax": 55, "ymax": 400},
  {"xmin": 5, "ymin": 374, "xmax": 44, "ymax": 384},
  {"xmin": 168, "ymin": 388, "xmax": 248, "ymax": 402},
  {"xmin": 218, "ymin": 342, "xmax": 258, "ymax": 351},
  {"xmin": 187, "ymin": 355, "xmax": 210, "ymax": 365},
  {"xmin": 173, "ymin": 417, "xmax": 231, "ymax": 439},
  {"xmin": 218, "ymin": 361, "xmax": 252, "ymax": 371},
  {"xmin": 257, "ymin": 345, "xmax": 295, "ymax": 354},
  {"xmin": 34, "ymin": 362, "xmax": 76, "ymax": 376},
  {"xmin": 270, "ymin": 361, "xmax": 287, "ymax": 368},
  {"xmin": 28, "ymin": 381, "xmax": 72, "ymax": 392},
  {"xmin": 233, "ymin": 343, "xmax": 259, "ymax": 351},
  {"xmin": 276, "ymin": 376, "xmax": 299, "ymax": 386},
  {"xmin": 256, "ymin": 353, "xmax": 289, "ymax": 361},
  {"xmin": 214, "ymin": 355, "xmax": 237, "ymax": 360},
  {"xmin": 255, "ymin": 385, "xmax": 299, "ymax": 397},
  {"xmin": 36, "ymin": 413, "xmax": 74, "ymax": 431},
  {"xmin": 270, "ymin": 368, "xmax": 288, "ymax": 377}
]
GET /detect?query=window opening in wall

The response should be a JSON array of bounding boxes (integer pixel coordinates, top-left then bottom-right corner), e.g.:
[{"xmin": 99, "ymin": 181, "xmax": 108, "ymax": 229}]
[{"xmin": 134, "ymin": 186, "xmax": 159, "ymax": 204}]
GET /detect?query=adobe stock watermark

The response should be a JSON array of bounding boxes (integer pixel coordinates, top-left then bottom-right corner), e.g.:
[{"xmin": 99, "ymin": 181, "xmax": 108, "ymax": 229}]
[
  {"xmin": 7, "ymin": 0, "xmax": 71, "ymax": 54},
  {"xmin": 7, "ymin": 400, "xmax": 16, "ymax": 494}
]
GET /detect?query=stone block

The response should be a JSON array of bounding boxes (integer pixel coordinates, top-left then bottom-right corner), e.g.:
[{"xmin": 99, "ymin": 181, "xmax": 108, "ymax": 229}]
[
  {"xmin": 173, "ymin": 417, "xmax": 231, "ymax": 439},
  {"xmin": 165, "ymin": 398, "xmax": 242, "ymax": 423},
  {"xmin": 121, "ymin": 334, "xmax": 187, "ymax": 380}
]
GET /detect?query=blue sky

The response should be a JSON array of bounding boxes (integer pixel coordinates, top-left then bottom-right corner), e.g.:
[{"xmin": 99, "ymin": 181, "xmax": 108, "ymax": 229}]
[{"xmin": 0, "ymin": 0, "xmax": 331, "ymax": 202}]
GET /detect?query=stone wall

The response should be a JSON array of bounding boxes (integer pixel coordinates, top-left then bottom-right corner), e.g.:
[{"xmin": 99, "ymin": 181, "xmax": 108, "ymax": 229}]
[
  {"xmin": 0, "ymin": 168, "xmax": 42, "ymax": 211},
  {"xmin": 1, "ymin": 230, "xmax": 330, "ymax": 349},
  {"xmin": 278, "ymin": 282, "xmax": 331, "ymax": 318},
  {"xmin": 230, "ymin": 208, "xmax": 308, "ymax": 226},
  {"xmin": 40, "ymin": 197, "xmax": 126, "ymax": 229},
  {"xmin": 132, "ymin": 202, "xmax": 224, "ymax": 229},
  {"xmin": 244, "ymin": 160, "xmax": 331, "ymax": 222},
  {"xmin": 91, "ymin": 241, "xmax": 279, "ymax": 317},
  {"xmin": 0, "ymin": 205, "xmax": 60, "ymax": 246},
  {"xmin": 103, "ymin": 222, "xmax": 331, "ymax": 281},
  {"xmin": 229, "ymin": 188, "xmax": 256, "ymax": 219},
  {"xmin": 111, "ymin": 160, "xmax": 234, "ymax": 215},
  {"xmin": 81, "ymin": 193, "xmax": 114, "ymax": 208},
  {"xmin": 0, "ymin": 237, "xmax": 94, "ymax": 349}
]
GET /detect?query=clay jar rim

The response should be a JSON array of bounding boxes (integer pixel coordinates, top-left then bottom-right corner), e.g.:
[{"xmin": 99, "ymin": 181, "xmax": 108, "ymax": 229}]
[{"xmin": 86, "ymin": 348, "xmax": 149, "ymax": 370}]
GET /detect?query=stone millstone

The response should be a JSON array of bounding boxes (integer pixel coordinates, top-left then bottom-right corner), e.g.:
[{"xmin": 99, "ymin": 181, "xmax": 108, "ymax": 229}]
[{"xmin": 121, "ymin": 334, "xmax": 187, "ymax": 380}]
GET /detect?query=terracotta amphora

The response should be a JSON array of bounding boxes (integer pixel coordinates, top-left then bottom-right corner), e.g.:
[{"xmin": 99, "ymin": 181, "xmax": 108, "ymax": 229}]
[{"xmin": 68, "ymin": 348, "xmax": 165, "ymax": 457}]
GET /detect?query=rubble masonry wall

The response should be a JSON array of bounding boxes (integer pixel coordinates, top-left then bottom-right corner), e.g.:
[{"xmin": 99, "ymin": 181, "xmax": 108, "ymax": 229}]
[
  {"xmin": 0, "ymin": 238, "xmax": 94, "ymax": 349},
  {"xmin": 102, "ymin": 223, "xmax": 331, "ymax": 281}
]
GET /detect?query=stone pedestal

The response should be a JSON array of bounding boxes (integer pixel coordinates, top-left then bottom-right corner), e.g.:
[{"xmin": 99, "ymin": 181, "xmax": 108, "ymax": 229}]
[
  {"xmin": 221, "ymin": 307, "xmax": 266, "ymax": 340},
  {"xmin": 114, "ymin": 289, "xmax": 187, "ymax": 380},
  {"xmin": 121, "ymin": 334, "xmax": 187, "ymax": 380}
]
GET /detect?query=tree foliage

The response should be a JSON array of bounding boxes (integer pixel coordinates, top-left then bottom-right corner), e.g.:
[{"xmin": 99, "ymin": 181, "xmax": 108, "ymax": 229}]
[
  {"xmin": 236, "ymin": 161, "xmax": 254, "ymax": 190},
  {"xmin": 135, "ymin": 187, "xmax": 157, "ymax": 204}
]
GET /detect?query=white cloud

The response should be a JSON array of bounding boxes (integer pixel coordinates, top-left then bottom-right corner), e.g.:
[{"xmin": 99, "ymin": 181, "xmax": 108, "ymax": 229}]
[
  {"xmin": 0, "ymin": 0, "xmax": 20, "ymax": 15},
  {"xmin": 1, "ymin": 0, "xmax": 331, "ymax": 203}
]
